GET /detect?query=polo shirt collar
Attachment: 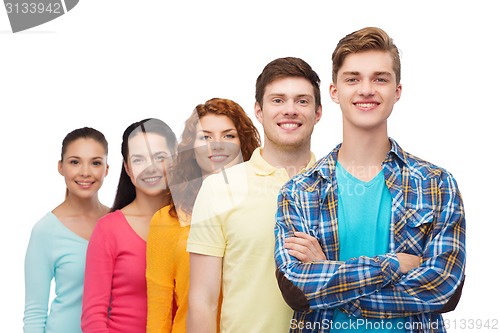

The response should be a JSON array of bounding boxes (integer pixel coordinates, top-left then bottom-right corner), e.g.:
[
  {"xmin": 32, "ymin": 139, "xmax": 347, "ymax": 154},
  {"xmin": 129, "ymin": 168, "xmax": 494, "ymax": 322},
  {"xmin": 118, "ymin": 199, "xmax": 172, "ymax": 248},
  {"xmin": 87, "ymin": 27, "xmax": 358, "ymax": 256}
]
[{"xmin": 249, "ymin": 147, "xmax": 316, "ymax": 176}]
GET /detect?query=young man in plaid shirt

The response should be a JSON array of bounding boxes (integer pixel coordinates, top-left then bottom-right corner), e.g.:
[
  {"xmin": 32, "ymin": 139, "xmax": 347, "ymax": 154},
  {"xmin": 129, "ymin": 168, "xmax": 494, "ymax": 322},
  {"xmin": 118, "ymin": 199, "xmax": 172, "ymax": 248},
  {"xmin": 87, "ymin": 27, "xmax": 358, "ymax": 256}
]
[{"xmin": 274, "ymin": 27, "xmax": 466, "ymax": 333}]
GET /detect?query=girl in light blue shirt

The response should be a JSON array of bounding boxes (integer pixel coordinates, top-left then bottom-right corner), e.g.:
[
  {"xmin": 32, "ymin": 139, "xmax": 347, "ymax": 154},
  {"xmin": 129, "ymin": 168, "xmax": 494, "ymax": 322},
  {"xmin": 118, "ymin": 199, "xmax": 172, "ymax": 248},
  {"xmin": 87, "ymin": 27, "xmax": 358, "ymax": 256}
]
[{"xmin": 23, "ymin": 127, "xmax": 109, "ymax": 333}]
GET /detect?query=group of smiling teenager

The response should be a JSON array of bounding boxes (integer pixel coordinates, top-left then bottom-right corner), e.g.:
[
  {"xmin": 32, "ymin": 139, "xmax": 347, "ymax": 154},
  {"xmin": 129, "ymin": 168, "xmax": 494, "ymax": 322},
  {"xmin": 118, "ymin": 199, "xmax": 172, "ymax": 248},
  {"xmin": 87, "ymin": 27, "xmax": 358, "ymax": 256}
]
[{"xmin": 23, "ymin": 27, "xmax": 466, "ymax": 333}]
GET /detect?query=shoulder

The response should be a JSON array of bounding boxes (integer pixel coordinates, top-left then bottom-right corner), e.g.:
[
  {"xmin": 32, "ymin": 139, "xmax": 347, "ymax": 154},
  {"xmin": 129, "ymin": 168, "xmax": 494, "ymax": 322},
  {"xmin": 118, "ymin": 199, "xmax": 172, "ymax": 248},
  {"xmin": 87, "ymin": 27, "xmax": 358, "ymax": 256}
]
[
  {"xmin": 283, "ymin": 150, "xmax": 336, "ymax": 195},
  {"xmin": 390, "ymin": 140, "xmax": 461, "ymax": 194},
  {"xmin": 202, "ymin": 161, "xmax": 250, "ymax": 189},
  {"xmin": 150, "ymin": 205, "xmax": 178, "ymax": 227},
  {"xmin": 30, "ymin": 212, "xmax": 58, "ymax": 236},
  {"xmin": 93, "ymin": 210, "xmax": 126, "ymax": 232},
  {"xmin": 400, "ymin": 149, "xmax": 457, "ymax": 183}
]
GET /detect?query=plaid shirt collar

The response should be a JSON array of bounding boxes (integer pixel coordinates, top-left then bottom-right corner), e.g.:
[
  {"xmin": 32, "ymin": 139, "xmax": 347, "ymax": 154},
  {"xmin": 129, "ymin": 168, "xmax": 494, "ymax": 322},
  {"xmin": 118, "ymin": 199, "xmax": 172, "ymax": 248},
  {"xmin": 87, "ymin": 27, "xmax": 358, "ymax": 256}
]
[{"xmin": 315, "ymin": 137, "xmax": 408, "ymax": 182}]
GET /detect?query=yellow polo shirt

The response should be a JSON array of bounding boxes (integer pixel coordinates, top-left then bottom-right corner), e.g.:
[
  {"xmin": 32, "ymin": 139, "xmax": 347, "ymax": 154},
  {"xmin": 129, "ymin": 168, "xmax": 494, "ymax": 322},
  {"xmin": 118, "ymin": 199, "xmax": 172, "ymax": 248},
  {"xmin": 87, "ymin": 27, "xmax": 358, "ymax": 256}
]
[{"xmin": 187, "ymin": 148, "xmax": 315, "ymax": 333}]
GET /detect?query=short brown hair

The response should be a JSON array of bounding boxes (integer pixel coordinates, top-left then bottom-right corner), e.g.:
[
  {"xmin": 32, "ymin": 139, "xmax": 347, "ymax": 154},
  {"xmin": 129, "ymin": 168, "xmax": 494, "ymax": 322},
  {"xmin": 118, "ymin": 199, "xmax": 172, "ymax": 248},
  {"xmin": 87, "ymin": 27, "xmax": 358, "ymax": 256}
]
[
  {"xmin": 255, "ymin": 57, "xmax": 321, "ymax": 110},
  {"xmin": 331, "ymin": 27, "xmax": 401, "ymax": 84}
]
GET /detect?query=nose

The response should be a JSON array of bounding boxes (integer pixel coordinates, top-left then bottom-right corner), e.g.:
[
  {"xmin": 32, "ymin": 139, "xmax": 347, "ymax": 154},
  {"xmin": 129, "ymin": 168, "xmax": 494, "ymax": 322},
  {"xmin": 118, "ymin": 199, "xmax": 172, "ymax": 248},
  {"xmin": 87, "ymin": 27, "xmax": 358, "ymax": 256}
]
[
  {"xmin": 143, "ymin": 159, "xmax": 162, "ymax": 175},
  {"xmin": 210, "ymin": 140, "xmax": 224, "ymax": 151},
  {"xmin": 358, "ymin": 79, "xmax": 375, "ymax": 96},
  {"xmin": 80, "ymin": 164, "xmax": 90, "ymax": 177},
  {"xmin": 282, "ymin": 100, "xmax": 298, "ymax": 117}
]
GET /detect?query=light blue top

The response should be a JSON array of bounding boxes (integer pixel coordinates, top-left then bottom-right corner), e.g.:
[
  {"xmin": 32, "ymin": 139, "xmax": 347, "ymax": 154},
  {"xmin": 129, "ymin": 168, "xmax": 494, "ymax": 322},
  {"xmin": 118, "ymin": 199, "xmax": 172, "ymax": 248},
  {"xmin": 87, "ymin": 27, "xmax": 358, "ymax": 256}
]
[
  {"xmin": 331, "ymin": 163, "xmax": 404, "ymax": 332},
  {"xmin": 24, "ymin": 212, "xmax": 88, "ymax": 333}
]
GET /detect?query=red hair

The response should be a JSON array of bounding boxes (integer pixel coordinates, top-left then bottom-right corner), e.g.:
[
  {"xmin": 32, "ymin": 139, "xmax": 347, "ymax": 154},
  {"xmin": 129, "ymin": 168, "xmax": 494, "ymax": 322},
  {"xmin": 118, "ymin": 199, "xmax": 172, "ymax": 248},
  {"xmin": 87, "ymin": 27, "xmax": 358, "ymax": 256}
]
[{"xmin": 168, "ymin": 98, "xmax": 261, "ymax": 217}]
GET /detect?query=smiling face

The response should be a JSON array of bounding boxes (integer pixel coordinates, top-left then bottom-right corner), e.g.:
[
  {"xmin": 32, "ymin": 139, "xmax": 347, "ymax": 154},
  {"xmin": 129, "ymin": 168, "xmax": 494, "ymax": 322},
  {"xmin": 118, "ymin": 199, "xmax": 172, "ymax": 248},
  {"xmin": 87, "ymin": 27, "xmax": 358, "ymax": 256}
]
[
  {"xmin": 58, "ymin": 138, "xmax": 108, "ymax": 199},
  {"xmin": 125, "ymin": 132, "xmax": 172, "ymax": 197},
  {"xmin": 330, "ymin": 50, "xmax": 402, "ymax": 132},
  {"xmin": 255, "ymin": 76, "xmax": 322, "ymax": 152},
  {"xmin": 193, "ymin": 114, "xmax": 242, "ymax": 178}
]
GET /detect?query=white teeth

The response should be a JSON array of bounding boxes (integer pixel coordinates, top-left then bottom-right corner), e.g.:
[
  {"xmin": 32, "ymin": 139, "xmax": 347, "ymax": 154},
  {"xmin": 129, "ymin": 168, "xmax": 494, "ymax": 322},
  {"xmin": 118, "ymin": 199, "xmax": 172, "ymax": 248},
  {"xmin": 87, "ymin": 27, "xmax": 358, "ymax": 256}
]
[
  {"xmin": 77, "ymin": 181, "xmax": 92, "ymax": 186},
  {"xmin": 280, "ymin": 123, "xmax": 299, "ymax": 129},
  {"xmin": 210, "ymin": 155, "xmax": 228, "ymax": 162},
  {"xmin": 143, "ymin": 176, "xmax": 161, "ymax": 183},
  {"xmin": 356, "ymin": 103, "xmax": 377, "ymax": 108}
]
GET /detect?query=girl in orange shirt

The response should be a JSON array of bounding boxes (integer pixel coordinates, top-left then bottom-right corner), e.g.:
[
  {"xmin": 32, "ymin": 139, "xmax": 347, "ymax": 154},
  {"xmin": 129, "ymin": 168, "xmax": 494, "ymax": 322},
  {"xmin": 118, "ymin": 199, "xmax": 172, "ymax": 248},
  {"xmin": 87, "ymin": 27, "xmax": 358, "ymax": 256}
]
[{"xmin": 146, "ymin": 98, "xmax": 260, "ymax": 333}]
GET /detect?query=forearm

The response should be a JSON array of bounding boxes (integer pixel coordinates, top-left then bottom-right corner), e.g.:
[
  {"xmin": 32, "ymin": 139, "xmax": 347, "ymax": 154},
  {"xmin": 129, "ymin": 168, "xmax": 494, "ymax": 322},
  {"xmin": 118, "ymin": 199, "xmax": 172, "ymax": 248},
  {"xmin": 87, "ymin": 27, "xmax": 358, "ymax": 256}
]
[
  {"xmin": 81, "ymin": 274, "xmax": 112, "ymax": 333},
  {"xmin": 187, "ymin": 253, "xmax": 221, "ymax": 333},
  {"xmin": 186, "ymin": 302, "xmax": 218, "ymax": 333},
  {"xmin": 146, "ymin": 277, "xmax": 173, "ymax": 333},
  {"xmin": 146, "ymin": 226, "xmax": 174, "ymax": 333},
  {"xmin": 357, "ymin": 252, "xmax": 465, "ymax": 317},
  {"xmin": 24, "ymin": 278, "xmax": 50, "ymax": 332},
  {"xmin": 82, "ymin": 233, "xmax": 113, "ymax": 332},
  {"xmin": 23, "ymin": 232, "xmax": 51, "ymax": 332},
  {"xmin": 276, "ymin": 251, "xmax": 402, "ymax": 311},
  {"xmin": 81, "ymin": 303, "xmax": 110, "ymax": 333}
]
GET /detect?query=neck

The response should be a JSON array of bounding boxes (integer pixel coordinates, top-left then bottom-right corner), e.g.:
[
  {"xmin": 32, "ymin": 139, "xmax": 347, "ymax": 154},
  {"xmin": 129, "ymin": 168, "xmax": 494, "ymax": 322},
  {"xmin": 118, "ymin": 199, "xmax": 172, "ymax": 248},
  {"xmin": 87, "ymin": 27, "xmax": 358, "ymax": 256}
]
[
  {"xmin": 261, "ymin": 140, "xmax": 311, "ymax": 178},
  {"xmin": 338, "ymin": 126, "xmax": 390, "ymax": 181},
  {"xmin": 64, "ymin": 194, "xmax": 104, "ymax": 216},
  {"xmin": 130, "ymin": 191, "xmax": 166, "ymax": 216}
]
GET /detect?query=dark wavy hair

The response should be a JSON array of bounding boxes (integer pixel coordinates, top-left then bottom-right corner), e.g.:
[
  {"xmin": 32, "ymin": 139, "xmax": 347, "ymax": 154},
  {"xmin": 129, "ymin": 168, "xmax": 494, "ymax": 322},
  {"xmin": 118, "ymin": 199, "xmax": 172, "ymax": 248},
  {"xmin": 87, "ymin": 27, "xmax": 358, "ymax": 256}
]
[
  {"xmin": 168, "ymin": 98, "xmax": 261, "ymax": 217},
  {"xmin": 111, "ymin": 118, "xmax": 177, "ymax": 212}
]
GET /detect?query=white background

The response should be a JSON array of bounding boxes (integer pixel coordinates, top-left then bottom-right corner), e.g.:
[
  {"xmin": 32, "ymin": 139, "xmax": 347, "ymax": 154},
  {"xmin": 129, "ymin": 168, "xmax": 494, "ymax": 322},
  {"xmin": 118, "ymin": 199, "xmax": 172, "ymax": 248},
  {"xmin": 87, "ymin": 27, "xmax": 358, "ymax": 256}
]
[{"xmin": 1, "ymin": 0, "xmax": 498, "ymax": 331}]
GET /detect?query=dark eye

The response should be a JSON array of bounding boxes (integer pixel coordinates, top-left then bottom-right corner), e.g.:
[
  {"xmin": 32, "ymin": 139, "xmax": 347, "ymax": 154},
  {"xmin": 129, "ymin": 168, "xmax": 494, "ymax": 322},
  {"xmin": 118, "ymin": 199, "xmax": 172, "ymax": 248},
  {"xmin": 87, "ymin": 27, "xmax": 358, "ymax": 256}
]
[
  {"xmin": 92, "ymin": 161, "xmax": 103, "ymax": 166},
  {"xmin": 198, "ymin": 135, "xmax": 211, "ymax": 141},
  {"xmin": 69, "ymin": 160, "xmax": 79, "ymax": 165},
  {"xmin": 155, "ymin": 154, "xmax": 168, "ymax": 162}
]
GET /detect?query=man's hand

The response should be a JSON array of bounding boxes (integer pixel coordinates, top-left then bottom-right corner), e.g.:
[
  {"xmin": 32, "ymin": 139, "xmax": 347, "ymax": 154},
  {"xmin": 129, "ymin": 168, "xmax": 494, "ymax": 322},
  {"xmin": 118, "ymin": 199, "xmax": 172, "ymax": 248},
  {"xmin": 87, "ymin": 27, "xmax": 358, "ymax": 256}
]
[
  {"xmin": 284, "ymin": 232, "xmax": 326, "ymax": 262},
  {"xmin": 396, "ymin": 253, "xmax": 421, "ymax": 274}
]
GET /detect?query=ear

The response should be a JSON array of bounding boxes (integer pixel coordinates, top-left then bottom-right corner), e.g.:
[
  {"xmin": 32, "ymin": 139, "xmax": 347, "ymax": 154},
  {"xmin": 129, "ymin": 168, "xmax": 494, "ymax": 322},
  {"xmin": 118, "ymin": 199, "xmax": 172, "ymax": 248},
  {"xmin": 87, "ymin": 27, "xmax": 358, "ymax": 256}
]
[
  {"xmin": 254, "ymin": 101, "xmax": 264, "ymax": 125},
  {"xmin": 105, "ymin": 163, "xmax": 109, "ymax": 177},
  {"xmin": 329, "ymin": 83, "xmax": 340, "ymax": 104},
  {"xmin": 394, "ymin": 83, "xmax": 402, "ymax": 103},
  {"xmin": 123, "ymin": 160, "xmax": 131, "ymax": 179},
  {"xmin": 314, "ymin": 105, "xmax": 323, "ymax": 124},
  {"xmin": 58, "ymin": 160, "xmax": 63, "ymax": 176}
]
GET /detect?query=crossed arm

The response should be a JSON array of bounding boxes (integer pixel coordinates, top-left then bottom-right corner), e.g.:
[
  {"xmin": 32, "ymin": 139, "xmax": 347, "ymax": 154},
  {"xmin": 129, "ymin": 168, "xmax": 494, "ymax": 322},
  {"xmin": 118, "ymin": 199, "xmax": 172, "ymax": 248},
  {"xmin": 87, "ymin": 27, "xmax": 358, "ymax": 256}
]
[
  {"xmin": 275, "ymin": 179, "xmax": 466, "ymax": 317},
  {"xmin": 285, "ymin": 231, "xmax": 420, "ymax": 275}
]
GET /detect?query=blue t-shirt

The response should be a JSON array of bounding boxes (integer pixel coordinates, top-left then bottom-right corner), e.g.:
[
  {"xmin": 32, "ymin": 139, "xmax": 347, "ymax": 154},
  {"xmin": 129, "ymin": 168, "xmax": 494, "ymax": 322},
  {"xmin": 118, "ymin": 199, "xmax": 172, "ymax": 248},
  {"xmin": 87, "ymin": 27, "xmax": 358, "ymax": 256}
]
[{"xmin": 331, "ymin": 162, "xmax": 404, "ymax": 332}]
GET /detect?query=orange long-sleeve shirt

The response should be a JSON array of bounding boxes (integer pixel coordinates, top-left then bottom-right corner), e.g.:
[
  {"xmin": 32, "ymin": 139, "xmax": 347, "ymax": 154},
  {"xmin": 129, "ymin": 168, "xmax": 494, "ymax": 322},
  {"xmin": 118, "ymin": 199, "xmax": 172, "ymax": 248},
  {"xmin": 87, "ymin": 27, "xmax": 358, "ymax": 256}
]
[{"xmin": 146, "ymin": 206, "xmax": 190, "ymax": 333}]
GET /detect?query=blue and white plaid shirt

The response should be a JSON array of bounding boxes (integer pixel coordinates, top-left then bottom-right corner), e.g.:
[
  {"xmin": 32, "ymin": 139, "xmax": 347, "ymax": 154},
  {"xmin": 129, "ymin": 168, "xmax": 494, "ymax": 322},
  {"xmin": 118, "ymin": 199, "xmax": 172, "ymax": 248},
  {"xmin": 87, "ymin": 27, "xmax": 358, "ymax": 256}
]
[{"xmin": 275, "ymin": 138, "xmax": 466, "ymax": 333}]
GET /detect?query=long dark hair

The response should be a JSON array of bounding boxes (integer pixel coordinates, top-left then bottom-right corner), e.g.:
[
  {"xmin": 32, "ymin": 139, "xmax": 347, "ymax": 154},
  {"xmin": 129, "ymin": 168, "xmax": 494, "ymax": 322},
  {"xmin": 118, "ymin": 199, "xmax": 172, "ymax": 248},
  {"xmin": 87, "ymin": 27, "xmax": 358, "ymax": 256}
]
[{"xmin": 111, "ymin": 118, "xmax": 177, "ymax": 212}]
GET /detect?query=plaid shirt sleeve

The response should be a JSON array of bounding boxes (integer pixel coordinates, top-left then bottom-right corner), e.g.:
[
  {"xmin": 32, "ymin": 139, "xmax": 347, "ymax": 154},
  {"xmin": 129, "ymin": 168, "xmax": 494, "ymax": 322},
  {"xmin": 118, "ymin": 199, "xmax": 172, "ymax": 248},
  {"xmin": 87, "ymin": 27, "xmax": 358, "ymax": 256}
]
[
  {"xmin": 354, "ymin": 171, "xmax": 466, "ymax": 318},
  {"xmin": 274, "ymin": 183, "xmax": 403, "ymax": 312}
]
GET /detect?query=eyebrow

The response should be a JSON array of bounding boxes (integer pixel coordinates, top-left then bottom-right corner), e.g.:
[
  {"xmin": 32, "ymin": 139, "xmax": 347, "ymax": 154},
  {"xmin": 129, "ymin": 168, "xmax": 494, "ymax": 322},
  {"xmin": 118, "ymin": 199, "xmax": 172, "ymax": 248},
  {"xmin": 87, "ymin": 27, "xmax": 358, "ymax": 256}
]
[
  {"xmin": 130, "ymin": 151, "xmax": 169, "ymax": 158},
  {"xmin": 66, "ymin": 156, "xmax": 104, "ymax": 160},
  {"xmin": 267, "ymin": 93, "xmax": 313, "ymax": 99},
  {"xmin": 341, "ymin": 71, "xmax": 393, "ymax": 77},
  {"xmin": 198, "ymin": 128, "xmax": 237, "ymax": 134},
  {"xmin": 374, "ymin": 71, "xmax": 393, "ymax": 76}
]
